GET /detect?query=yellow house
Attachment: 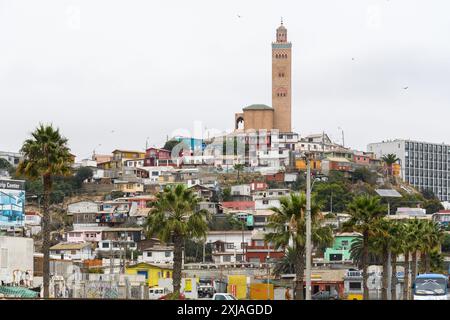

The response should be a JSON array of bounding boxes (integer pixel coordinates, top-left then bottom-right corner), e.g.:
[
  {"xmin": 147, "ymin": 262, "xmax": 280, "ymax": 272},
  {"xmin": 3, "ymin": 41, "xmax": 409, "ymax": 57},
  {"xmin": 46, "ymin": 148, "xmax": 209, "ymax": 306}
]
[
  {"xmin": 126, "ymin": 262, "xmax": 173, "ymax": 287},
  {"xmin": 112, "ymin": 149, "xmax": 146, "ymax": 160},
  {"xmin": 111, "ymin": 150, "xmax": 146, "ymax": 169},
  {"xmin": 295, "ymin": 159, "xmax": 321, "ymax": 171},
  {"xmin": 114, "ymin": 181, "xmax": 144, "ymax": 193}
]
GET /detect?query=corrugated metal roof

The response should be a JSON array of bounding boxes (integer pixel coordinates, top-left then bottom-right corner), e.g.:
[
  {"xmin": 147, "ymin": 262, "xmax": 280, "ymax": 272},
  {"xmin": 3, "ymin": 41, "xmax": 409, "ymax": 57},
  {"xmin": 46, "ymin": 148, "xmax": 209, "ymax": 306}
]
[
  {"xmin": 50, "ymin": 242, "xmax": 91, "ymax": 250},
  {"xmin": 375, "ymin": 189, "xmax": 402, "ymax": 198}
]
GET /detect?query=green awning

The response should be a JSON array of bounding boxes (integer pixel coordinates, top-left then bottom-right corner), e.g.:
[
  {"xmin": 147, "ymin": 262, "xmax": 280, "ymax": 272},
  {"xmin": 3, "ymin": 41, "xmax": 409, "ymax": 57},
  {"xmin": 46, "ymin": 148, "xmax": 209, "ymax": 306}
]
[{"xmin": 0, "ymin": 286, "xmax": 39, "ymax": 298}]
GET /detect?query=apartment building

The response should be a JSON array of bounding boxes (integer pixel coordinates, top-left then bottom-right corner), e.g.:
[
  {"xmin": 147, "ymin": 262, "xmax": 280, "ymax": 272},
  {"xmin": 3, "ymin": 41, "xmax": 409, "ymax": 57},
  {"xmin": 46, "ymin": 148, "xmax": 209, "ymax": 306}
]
[{"xmin": 368, "ymin": 139, "xmax": 450, "ymax": 201}]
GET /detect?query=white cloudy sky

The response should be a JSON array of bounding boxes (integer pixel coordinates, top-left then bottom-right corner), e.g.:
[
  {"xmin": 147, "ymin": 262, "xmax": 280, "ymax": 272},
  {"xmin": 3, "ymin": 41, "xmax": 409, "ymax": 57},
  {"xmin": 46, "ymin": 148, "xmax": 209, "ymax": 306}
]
[{"xmin": 1, "ymin": 0, "xmax": 450, "ymax": 159}]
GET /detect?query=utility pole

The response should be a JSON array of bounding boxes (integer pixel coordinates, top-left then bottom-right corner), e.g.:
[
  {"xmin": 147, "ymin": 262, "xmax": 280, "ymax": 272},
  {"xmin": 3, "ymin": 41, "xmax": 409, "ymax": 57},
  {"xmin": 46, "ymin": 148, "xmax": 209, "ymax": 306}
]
[
  {"xmin": 241, "ymin": 221, "xmax": 245, "ymax": 263},
  {"xmin": 305, "ymin": 153, "xmax": 312, "ymax": 301},
  {"xmin": 330, "ymin": 193, "xmax": 333, "ymax": 214},
  {"xmin": 203, "ymin": 241, "xmax": 206, "ymax": 264}
]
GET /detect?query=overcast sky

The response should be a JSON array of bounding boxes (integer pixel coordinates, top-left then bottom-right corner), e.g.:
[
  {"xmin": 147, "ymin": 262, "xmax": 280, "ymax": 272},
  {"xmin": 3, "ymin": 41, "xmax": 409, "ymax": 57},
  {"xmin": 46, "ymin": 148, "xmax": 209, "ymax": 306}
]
[{"xmin": 1, "ymin": 0, "xmax": 450, "ymax": 160}]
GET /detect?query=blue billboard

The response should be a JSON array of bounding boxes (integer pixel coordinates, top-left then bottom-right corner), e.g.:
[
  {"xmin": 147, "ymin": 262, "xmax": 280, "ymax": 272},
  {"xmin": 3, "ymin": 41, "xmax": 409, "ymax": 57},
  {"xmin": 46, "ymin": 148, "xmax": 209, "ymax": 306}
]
[{"xmin": 0, "ymin": 179, "xmax": 25, "ymax": 227}]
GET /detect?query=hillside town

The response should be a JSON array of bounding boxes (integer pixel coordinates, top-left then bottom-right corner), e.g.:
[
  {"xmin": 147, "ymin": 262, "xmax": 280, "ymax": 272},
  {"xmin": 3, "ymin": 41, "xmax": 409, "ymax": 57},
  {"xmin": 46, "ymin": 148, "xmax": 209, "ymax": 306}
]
[{"xmin": 2, "ymin": 19, "xmax": 450, "ymax": 302}]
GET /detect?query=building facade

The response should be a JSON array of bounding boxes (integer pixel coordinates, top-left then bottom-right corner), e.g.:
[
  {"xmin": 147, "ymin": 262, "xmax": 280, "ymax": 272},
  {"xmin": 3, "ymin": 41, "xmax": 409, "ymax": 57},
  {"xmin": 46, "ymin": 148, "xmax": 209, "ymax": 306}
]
[{"xmin": 368, "ymin": 139, "xmax": 450, "ymax": 201}]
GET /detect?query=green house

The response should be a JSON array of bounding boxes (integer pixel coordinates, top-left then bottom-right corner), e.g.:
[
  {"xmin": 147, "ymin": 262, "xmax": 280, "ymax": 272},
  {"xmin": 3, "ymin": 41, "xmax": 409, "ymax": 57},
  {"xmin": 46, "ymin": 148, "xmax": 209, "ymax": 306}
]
[{"xmin": 324, "ymin": 232, "xmax": 360, "ymax": 262}]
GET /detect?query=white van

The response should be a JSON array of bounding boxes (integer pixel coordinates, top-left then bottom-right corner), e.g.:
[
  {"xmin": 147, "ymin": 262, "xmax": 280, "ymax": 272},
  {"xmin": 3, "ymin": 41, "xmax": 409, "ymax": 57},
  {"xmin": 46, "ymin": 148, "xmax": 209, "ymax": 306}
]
[{"xmin": 149, "ymin": 287, "xmax": 170, "ymax": 300}]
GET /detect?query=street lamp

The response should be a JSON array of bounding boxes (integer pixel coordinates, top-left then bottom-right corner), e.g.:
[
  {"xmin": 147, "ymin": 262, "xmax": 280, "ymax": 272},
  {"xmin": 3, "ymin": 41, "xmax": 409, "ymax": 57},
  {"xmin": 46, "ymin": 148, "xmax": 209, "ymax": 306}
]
[
  {"xmin": 266, "ymin": 255, "xmax": 271, "ymax": 300},
  {"xmin": 305, "ymin": 153, "xmax": 312, "ymax": 300}
]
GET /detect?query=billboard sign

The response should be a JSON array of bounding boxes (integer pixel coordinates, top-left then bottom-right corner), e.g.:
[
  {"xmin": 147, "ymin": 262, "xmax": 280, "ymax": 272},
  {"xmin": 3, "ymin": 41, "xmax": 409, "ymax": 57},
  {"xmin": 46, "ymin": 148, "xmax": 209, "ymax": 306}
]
[{"xmin": 0, "ymin": 179, "xmax": 25, "ymax": 227}]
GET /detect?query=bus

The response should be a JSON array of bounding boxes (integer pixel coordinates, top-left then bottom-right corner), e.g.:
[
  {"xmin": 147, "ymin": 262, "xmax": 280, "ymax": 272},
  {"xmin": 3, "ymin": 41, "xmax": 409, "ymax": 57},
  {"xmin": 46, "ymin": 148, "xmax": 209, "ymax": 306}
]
[{"xmin": 413, "ymin": 274, "xmax": 448, "ymax": 300}]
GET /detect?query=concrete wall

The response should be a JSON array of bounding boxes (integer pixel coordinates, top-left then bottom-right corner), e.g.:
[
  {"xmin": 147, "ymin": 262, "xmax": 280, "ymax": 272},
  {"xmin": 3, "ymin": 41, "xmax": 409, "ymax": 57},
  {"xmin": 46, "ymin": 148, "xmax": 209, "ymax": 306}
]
[{"xmin": 0, "ymin": 236, "xmax": 34, "ymax": 284}]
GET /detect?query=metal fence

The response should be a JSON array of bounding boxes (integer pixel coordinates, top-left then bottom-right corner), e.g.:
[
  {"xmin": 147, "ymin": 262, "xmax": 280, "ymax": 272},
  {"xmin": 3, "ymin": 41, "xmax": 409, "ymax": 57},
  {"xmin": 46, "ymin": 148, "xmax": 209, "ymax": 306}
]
[{"xmin": 50, "ymin": 273, "xmax": 148, "ymax": 299}]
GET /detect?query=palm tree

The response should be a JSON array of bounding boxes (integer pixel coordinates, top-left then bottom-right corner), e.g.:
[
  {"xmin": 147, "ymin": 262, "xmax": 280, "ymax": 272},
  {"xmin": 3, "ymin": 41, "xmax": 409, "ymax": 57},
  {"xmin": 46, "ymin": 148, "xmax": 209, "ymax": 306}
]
[
  {"xmin": 145, "ymin": 184, "xmax": 208, "ymax": 297},
  {"xmin": 381, "ymin": 153, "xmax": 399, "ymax": 177},
  {"xmin": 273, "ymin": 246, "xmax": 297, "ymax": 276},
  {"xmin": 408, "ymin": 219, "xmax": 429, "ymax": 285},
  {"xmin": 343, "ymin": 195, "xmax": 385, "ymax": 300},
  {"xmin": 17, "ymin": 124, "xmax": 73, "ymax": 298},
  {"xmin": 400, "ymin": 220, "xmax": 416, "ymax": 300},
  {"xmin": 265, "ymin": 193, "xmax": 333, "ymax": 300},
  {"xmin": 371, "ymin": 218, "xmax": 395, "ymax": 300},
  {"xmin": 233, "ymin": 164, "xmax": 245, "ymax": 180},
  {"xmin": 388, "ymin": 221, "xmax": 403, "ymax": 300},
  {"xmin": 419, "ymin": 220, "xmax": 444, "ymax": 273}
]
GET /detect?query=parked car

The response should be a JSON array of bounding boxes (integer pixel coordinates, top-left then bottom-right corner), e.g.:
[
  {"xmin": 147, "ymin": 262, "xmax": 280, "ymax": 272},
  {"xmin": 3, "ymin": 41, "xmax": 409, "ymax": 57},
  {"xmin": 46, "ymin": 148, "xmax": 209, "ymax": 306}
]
[
  {"xmin": 198, "ymin": 285, "xmax": 215, "ymax": 298},
  {"xmin": 212, "ymin": 293, "xmax": 237, "ymax": 300},
  {"xmin": 149, "ymin": 287, "xmax": 170, "ymax": 300},
  {"xmin": 311, "ymin": 290, "xmax": 339, "ymax": 300}
]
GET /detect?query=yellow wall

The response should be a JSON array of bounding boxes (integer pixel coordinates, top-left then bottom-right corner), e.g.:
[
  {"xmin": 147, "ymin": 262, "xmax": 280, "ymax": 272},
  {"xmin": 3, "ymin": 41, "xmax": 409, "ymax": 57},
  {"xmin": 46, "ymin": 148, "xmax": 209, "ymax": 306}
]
[
  {"xmin": 116, "ymin": 183, "xmax": 144, "ymax": 193},
  {"xmin": 392, "ymin": 163, "xmax": 401, "ymax": 177},
  {"xmin": 295, "ymin": 159, "xmax": 321, "ymax": 171},
  {"xmin": 113, "ymin": 151, "xmax": 146, "ymax": 159},
  {"xmin": 250, "ymin": 283, "xmax": 274, "ymax": 300},
  {"xmin": 227, "ymin": 275, "xmax": 247, "ymax": 300},
  {"xmin": 125, "ymin": 263, "xmax": 173, "ymax": 287}
]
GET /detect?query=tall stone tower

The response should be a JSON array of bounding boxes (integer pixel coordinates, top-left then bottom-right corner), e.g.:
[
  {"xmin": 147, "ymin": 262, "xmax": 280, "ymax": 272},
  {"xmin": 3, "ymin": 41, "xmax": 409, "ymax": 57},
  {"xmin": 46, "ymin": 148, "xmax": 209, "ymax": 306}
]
[{"xmin": 272, "ymin": 19, "xmax": 292, "ymax": 133}]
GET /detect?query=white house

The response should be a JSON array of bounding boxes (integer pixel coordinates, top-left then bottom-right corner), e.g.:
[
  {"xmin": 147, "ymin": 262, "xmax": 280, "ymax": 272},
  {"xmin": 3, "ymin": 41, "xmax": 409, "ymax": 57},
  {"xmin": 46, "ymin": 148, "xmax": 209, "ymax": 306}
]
[
  {"xmin": 96, "ymin": 239, "xmax": 137, "ymax": 255},
  {"xmin": 231, "ymin": 184, "xmax": 251, "ymax": 197},
  {"xmin": 252, "ymin": 188, "xmax": 290, "ymax": 199},
  {"xmin": 24, "ymin": 212, "xmax": 42, "ymax": 236},
  {"xmin": 49, "ymin": 242, "xmax": 94, "ymax": 261},
  {"xmin": 206, "ymin": 231, "xmax": 253, "ymax": 264},
  {"xmin": 254, "ymin": 197, "xmax": 281, "ymax": 210},
  {"xmin": 140, "ymin": 245, "xmax": 175, "ymax": 265}
]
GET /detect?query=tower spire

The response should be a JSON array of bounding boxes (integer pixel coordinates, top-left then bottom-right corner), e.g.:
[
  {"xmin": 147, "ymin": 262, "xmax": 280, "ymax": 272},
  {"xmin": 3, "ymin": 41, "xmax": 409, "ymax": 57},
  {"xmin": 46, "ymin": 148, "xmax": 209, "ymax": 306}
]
[{"xmin": 281, "ymin": 17, "xmax": 283, "ymax": 25}]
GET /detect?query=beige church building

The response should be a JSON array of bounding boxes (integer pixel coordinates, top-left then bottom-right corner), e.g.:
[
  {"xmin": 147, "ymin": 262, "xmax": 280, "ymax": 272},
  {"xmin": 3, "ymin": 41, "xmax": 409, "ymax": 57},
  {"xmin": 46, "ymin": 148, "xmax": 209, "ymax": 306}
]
[{"xmin": 235, "ymin": 20, "xmax": 292, "ymax": 133}]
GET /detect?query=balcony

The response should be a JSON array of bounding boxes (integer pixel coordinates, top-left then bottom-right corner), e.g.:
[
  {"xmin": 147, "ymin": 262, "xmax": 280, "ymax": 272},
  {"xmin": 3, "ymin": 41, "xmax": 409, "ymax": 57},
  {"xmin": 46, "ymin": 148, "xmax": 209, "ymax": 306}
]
[{"xmin": 95, "ymin": 213, "xmax": 127, "ymax": 224}]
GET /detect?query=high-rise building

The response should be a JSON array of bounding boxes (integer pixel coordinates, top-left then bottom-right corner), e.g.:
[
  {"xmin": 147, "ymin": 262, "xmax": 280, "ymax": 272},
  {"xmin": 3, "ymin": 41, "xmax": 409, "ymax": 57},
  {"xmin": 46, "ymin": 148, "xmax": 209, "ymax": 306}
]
[
  {"xmin": 235, "ymin": 20, "xmax": 293, "ymax": 133},
  {"xmin": 368, "ymin": 139, "xmax": 450, "ymax": 201}
]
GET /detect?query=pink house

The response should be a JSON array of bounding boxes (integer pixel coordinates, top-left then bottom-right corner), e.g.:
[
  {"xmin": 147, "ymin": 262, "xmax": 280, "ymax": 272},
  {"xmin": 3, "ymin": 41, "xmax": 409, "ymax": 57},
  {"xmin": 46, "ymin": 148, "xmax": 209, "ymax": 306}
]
[
  {"xmin": 115, "ymin": 195, "xmax": 156, "ymax": 209},
  {"xmin": 66, "ymin": 230, "xmax": 103, "ymax": 243},
  {"xmin": 250, "ymin": 182, "xmax": 268, "ymax": 192},
  {"xmin": 353, "ymin": 152, "xmax": 372, "ymax": 165}
]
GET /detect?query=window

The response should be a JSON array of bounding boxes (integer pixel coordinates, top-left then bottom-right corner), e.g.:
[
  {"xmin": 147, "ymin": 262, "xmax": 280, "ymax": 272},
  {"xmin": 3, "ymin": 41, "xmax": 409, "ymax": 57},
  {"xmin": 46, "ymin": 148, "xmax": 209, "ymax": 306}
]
[
  {"xmin": 262, "ymin": 200, "xmax": 269, "ymax": 205},
  {"xmin": 165, "ymin": 251, "xmax": 171, "ymax": 257},
  {"xmin": 226, "ymin": 243, "xmax": 235, "ymax": 249},
  {"xmin": 223, "ymin": 255, "xmax": 231, "ymax": 262},
  {"xmin": 146, "ymin": 251, "xmax": 152, "ymax": 257},
  {"xmin": 349, "ymin": 282, "xmax": 362, "ymax": 290},
  {"xmin": 102, "ymin": 242, "xmax": 110, "ymax": 248}
]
